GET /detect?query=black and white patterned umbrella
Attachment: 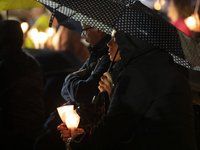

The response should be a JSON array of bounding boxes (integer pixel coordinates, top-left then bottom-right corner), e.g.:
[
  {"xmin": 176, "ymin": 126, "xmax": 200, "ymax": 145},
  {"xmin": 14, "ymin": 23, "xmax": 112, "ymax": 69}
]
[{"xmin": 36, "ymin": 0, "xmax": 200, "ymax": 70}]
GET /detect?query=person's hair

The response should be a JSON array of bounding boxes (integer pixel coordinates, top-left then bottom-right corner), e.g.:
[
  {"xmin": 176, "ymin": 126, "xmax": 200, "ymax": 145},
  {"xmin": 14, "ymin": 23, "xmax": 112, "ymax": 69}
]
[{"xmin": 173, "ymin": 0, "xmax": 194, "ymax": 19}]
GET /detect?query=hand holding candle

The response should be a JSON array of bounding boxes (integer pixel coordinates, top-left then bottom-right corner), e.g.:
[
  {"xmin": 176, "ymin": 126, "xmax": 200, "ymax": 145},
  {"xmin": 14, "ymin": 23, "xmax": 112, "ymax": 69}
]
[
  {"xmin": 57, "ymin": 105, "xmax": 80, "ymax": 137},
  {"xmin": 64, "ymin": 110, "xmax": 80, "ymax": 137}
]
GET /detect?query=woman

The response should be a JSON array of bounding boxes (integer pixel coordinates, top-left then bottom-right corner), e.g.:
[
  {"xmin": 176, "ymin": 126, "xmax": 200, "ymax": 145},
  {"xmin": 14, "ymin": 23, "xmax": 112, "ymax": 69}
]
[
  {"xmin": 98, "ymin": 29, "xmax": 120, "ymax": 97},
  {"xmin": 167, "ymin": 0, "xmax": 194, "ymax": 37},
  {"xmin": 58, "ymin": 29, "xmax": 197, "ymax": 150},
  {"xmin": 57, "ymin": 29, "xmax": 120, "ymax": 143}
]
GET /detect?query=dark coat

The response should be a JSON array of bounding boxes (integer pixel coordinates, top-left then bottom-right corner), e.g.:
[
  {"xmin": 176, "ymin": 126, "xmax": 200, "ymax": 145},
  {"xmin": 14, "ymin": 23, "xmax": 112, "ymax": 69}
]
[
  {"xmin": 41, "ymin": 34, "xmax": 111, "ymax": 137},
  {"xmin": 0, "ymin": 20, "xmax": 44, "ymax": 149},
  {"xmin": 61, "ymin": 34, "xmax": 111, "ymax": 107},
  {"xmin": 70, "ymin": 31, "xmax": 197, "ymax": 150}
]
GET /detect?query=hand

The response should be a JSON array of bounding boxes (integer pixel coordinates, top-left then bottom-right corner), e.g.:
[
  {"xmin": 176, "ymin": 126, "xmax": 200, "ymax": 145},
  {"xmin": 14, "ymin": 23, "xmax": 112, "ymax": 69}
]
[
  {"xmin": 98, "ymin": 72, "xmax": 113, "ymax": 97},
  {"xmin": 57, "ymin": 123, "xmax": 85, "ymax": 141},
  {"xmin": 57, "ymin": 123, "xmax": 70, "ymax": 141}
]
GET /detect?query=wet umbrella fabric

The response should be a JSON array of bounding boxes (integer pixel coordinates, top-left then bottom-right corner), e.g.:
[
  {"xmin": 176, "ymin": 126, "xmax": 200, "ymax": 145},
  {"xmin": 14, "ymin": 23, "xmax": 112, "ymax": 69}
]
[{"xmin": 37, "ymin": 0, "xmax": 200, "ymax": 70}]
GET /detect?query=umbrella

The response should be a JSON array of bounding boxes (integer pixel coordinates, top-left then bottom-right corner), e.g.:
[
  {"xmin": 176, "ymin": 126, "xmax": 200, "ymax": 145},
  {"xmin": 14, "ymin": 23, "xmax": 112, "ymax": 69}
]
[
  {"xmin": 36, "ymin": 0, "xmax": 200, "ymax": 71},
  {"xmin": 0, "ymin": 0, "xmax": 43, "ymax": 11}
]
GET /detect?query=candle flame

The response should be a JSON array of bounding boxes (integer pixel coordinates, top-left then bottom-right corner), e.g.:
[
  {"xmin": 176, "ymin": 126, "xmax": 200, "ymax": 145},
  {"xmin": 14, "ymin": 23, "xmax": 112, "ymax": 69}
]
[
  {"xmin": 160, "ymin": 0, "xmax": 165, "ymax": 6},
  {"xmin": 154, "ymin": 0, "xmax": 161, "ymax": 11},
  {"xmin": 57, "ymin": 105, "xmax": 80, "ymax": 129},
  {"xmin": 65, "ymin": 110, "xmax": 80, "ymax": 128},
  {"xmin": 47, "ymin": 27, "xmax": 55, "ymax": 37},
  {"xmin": 57, "ymin": 105, "xmax": 74, "ymax": 123},
  {"xmin": 185, "ymin": 16, "xmax": 196, "ymax": 30},
  {"xmin": 21, "ymin": 22, "xmax": 29, "ymax": 33}
]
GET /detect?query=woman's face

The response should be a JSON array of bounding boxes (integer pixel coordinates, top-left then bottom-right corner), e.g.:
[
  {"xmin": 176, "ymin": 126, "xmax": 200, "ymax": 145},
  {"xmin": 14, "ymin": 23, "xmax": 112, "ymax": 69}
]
[{"xmin": 107, "ymin": 30, "xmax": 120, "ymax": 61}]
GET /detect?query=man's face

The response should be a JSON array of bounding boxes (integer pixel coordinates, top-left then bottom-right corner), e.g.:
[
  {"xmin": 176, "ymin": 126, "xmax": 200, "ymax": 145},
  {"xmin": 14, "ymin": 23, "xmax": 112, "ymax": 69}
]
[{"xmin": 82, "ymin": 24, "xmax": 104, "ymax": 47}]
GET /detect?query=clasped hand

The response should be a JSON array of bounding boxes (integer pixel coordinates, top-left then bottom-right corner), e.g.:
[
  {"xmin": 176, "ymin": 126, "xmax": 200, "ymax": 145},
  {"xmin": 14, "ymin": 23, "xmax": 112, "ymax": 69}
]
[
  {"xmin": 57, "ymin": 123, "xmax": 85, "ymax": 144},
  {"xmin": 98, "ymin": 72, "xmax": 113, "ymax": 97}
]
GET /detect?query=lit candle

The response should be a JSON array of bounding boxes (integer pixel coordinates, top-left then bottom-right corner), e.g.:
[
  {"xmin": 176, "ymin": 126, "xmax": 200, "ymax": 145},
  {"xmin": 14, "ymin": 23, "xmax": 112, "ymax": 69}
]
[
  {"xmin": 38, "ymin": 32, "xmax": 48, "ymax": 49},
  {"xmin": 57, "ymin": 105, "xmax": 74, "ymax": 123},
  {"xmin": 185, "ymin": 16, "xmax": 196, "ymax": 30},
  {"xmin": 21, "ymin": 22, "xmax": 29, "ymax": 34},
  {"xmin": 57, "ymin": 105, "xmax": 80, "ymax": 137},
  {"xmin": 154, "ymin": 0, "xmax": 161, "ymax": 11},
  {"xmin": 65, "ymin": 110, "xmax": 80, "ymax": 137}
]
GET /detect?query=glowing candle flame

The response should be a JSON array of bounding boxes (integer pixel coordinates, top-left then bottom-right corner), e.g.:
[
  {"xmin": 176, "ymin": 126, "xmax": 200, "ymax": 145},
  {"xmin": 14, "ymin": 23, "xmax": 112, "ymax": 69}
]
[
  {"xmin": 65, "ymin": 110, "xmax": 80, "ymax": 129},
  {"xmin": 37, "ymin": 32, "xmax": 48, "ymax": 49},
  {"xmin": 28, "ymin": 28, "xmax": 39, "ymax": 49},
  {"xmin": 47, "ymin": 27, "xmax": 55, "ymax": 37},
  {"xmin": 29, "ymin": 28, "xmax": 38, "ymax": 40},
  {"xmin": 160, "ymin": 0, "xmax": 165, "ymax": 6},
  {"xmin": 185, "ymin": 16, "xmax": 196, "ymax": 30},
  {"xmin": 154, "ymin": 0, "xmax": 161, "ymax": 10},
  {"xmin": 57, "ymin": 105, "xmax": 74, "ymax": 123},
  {"xmin": 21, "ymin": 22, "xmax": 29, "ymax": 33},
  {"xmin": 57, "ymin": 105, "xmax": 80, "ymax": 137}
]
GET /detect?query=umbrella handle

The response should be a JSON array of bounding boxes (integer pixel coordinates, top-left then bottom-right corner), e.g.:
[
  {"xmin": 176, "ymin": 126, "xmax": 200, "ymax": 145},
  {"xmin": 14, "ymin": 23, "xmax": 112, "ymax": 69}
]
[{"xmin": 49, "ymin": 5, "xmax": 61, "ymax": 27}]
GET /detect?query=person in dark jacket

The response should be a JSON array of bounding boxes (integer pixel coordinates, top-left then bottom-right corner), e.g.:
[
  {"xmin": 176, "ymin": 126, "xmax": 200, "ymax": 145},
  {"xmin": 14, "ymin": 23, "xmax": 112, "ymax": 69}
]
[
  {"xmin": 61, "ymin": 29, "xmax": 197, "ymax": 150},
  {"xmin": 34, "ymin": 24, "xmax": 111, "ymax": 150},
  {"xmin": 61, "ymin": 24, "xmax": 111, "ymax": 107},
  {"xmin": 0, "ymin": 20, "xmax": 44, "ymax": 150}
]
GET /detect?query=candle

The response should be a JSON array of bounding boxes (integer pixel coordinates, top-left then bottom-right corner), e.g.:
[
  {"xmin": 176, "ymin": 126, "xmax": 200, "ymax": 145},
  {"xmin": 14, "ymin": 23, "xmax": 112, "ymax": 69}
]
[{"xmin": 57, "ymin": 105, "xmax": 80, "ymax": 137}]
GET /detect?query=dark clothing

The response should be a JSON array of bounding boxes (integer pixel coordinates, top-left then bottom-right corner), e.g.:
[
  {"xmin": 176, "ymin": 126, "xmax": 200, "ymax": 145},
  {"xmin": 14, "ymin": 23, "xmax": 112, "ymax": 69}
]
[
  {"xmin": 0, "ymin": 20, "xmax": 44, "ymax": 150},
  {"xmin": 24, "ymin": 48, "xmax": 83, "ymax": 120},
  {"xmin": 61, "ymin": 34, "xmax": 111, "ymax": 107},
  {"xmin": 70, "ymin": 31, "xmax": 197, "ymax": 150},
  {"xmin": 34, "ymin": 34, "xmax": 111, "ymax": 150},
  {"xmin": 43, "ymin": 34, "xmax": 111, "ymax": 131}
]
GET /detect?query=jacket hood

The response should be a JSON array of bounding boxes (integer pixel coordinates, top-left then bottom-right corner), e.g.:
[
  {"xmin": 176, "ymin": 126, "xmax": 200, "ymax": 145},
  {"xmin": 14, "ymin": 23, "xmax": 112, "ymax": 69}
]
[
  {"xmin": 0, "ymin": 20, "xmax": 23, "ymax": 60},
  {"xmin": 115, "ymin": 31, "xmax": 159, "ymax": 67}
]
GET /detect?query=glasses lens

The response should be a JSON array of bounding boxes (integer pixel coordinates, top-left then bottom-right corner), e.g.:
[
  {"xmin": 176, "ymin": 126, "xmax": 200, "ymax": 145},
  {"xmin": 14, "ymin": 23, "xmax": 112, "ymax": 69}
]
[
  {"xmin": 81, "ymin": 27, "xmax": 93, "ymax": 36},
  {"xmin": 82, "ymin": 30, "xmax": 86, "ymax": 36}
]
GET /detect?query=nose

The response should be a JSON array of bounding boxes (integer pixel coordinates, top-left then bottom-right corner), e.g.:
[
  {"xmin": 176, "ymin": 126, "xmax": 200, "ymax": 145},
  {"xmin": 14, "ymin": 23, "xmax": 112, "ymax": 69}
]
[{"xmin": 107, "ymin": 39, "xmax": 112, "ymax": 48}]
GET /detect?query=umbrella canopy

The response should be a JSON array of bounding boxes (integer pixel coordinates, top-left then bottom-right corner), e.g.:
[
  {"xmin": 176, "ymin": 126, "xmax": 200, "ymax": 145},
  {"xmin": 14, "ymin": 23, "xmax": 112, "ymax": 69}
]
[
  {"xmin": 0, "ymin": 0, "xmax": 43, "ymax": 11},
  {"xmin": 42, "ymin": 3, "xmax": 68, "ymax": 23},
  {"xmin": 36, "ymin": 0, "xmax": 200, "ymax": 70}
]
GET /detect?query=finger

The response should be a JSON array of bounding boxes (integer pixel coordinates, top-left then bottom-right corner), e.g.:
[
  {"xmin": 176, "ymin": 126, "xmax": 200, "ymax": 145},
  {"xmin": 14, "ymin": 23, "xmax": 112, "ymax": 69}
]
[
  {"xmin": 99, "ymin": 81, "xmax": 108, "ymax": 90},
  {"xmin": 78, "ymin": 128, "xmax": 85, "ymax": 134},
  {"xmin": 99, "ymin": 81, "xmax": 104, "ymax": 86},
  {"xmin": 103, "ymin": 72, "xmax": 112, "ymax": 82},
  {"xmin": 61, "ymin": 131, "xmax": 71, "ymax": 139},
  {"xmin": 60, "ymin": 122, "xmax": 66, "ymax": 126},
  {"xmin": 57, "ymin": 125, "xmax": 67, "ymax": 131},
  {"xmin": 99, "ymin": 79, "xmax": 110, "ymax": 88},
  {"xmin": 98, "ymin": 85, "xmax": 106, "ymax": 92},
  {"xmin": 100, "ymin": 75, "xmax": 106, "ymax": 81},
  {"xmin": 62, "ymin": 129, "xmax": 71, "ymax": 135}
]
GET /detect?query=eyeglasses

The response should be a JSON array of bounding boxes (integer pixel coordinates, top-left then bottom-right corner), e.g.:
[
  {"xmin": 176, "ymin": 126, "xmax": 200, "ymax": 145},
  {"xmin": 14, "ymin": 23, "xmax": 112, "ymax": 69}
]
[{"xmin": 81, "ymin": 27, "xmax": 93, "ymax": 36}]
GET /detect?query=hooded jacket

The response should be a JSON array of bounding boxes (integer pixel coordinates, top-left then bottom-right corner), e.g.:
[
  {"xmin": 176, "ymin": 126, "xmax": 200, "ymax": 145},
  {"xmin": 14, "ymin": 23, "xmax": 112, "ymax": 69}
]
[{"xmin": 70, "ymin": 31, "xmax": 197, "ymax": 150}]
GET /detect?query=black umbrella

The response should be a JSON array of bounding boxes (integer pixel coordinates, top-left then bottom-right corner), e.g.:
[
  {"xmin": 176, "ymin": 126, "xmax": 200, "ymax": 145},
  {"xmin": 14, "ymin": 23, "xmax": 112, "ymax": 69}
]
[{"xmin": 36, "ymin": 0, "xmax": 200, "ymax": 70}]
